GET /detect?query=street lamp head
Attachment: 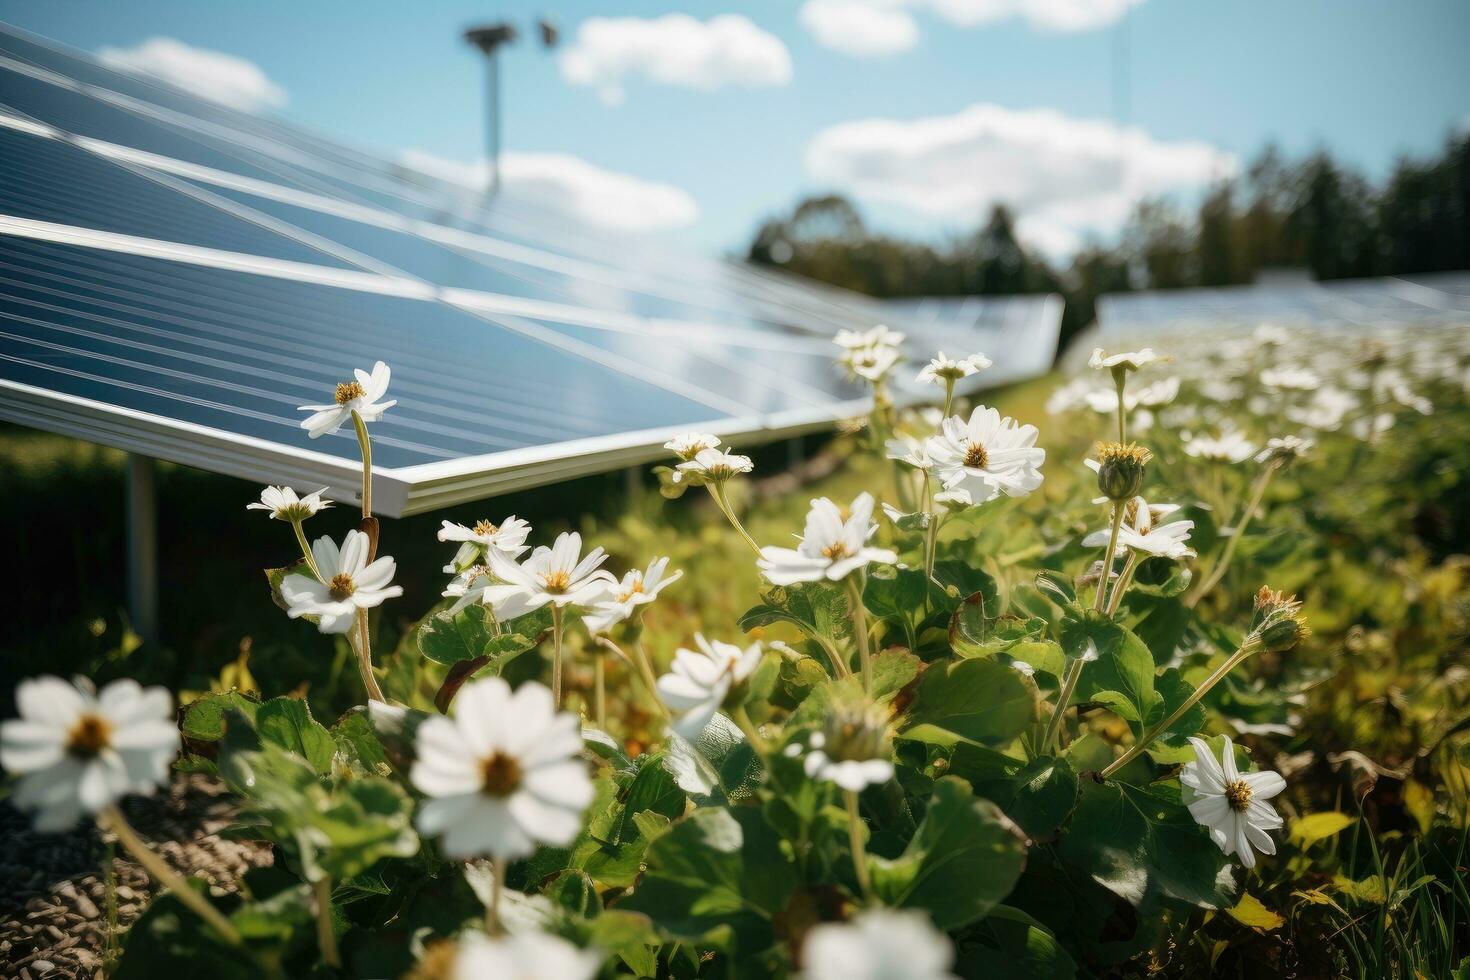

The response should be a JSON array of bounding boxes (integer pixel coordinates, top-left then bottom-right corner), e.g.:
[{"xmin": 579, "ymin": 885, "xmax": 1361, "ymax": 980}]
[{"xmin": 463, "ymin": 22, "xmax": 518, "ymax": 56}]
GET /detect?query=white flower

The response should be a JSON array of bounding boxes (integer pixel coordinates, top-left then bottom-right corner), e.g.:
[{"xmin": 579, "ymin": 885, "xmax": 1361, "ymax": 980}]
[
  {"xmin": 664, "ymin": 432, "xmax": 722, "ymax": 461},
  {"xmin": 1184, "ymin": 429, "xmax": 1257, "ymax": 464},
  {"xmin": 834, "ymin": 325, "xmax": 905, "ymax": 350},
  {"xmin": 583, "ymin": 557, "xmax": 683, "ymax": 634},
  {"xmin": 656, "ymin": 635, "xmax": 763, "ymax": 739},
  {"xmin": 843, "ymin": 344, "xmax": 900, "ymax": 382},
  {"xmin": 1286, "ymin": 387, "xmax": 1358, "ymax": 431},
  {"xmin": 297, "ymin": 360, "xmax": 396, "ymax": 438},
  {"xmin": 1260, "ymin": 367, "xmax": 1321, "ymax": 392},
  {"xmin": 481, "ymin": 532, "xmax": 614, "ymax": 621},
  {"xmin": 1257, "ymin": 434, "xmax": 1313, "ymax": 465},
  {"xmin": 1089, "ymin": 347, "xmax": 1160, "ymax": 373},
  {"xmin": 758, "ymin": 493, "xmax": 896, "ymax": 586},
  {"xmin": 932, "ymin": 487, "xmax": 975, "ymax": 513},
  {"xmin": 412, "ymin": 677, "xmax": 593, "ymax": 860},
  {"xmin": 1046, "ymin": 376, "xmax": 1099, "ymax": 414},
  {"xmin": 453, "ymin": 930, "xmax": 603, "ymax": 980},
  {"xmin": 916, "ymin": 351, "xmax": 991, "ymax": 386},
  {"xmin": 801, "ymin": 909, "xmax": 957, "ymax": 980},
  {"xmin": 674, "ymin": 447, "xmax": 754, "ymax": 485},
  {"xmin": 280, "ymin": 529, "xmax": 402, "ymax": 634},
  {"xmin": 884, "ymin": 435, "xmax": 930, "ymax": 470},
  {"xmin": 0, "ymin": 677, "xmax": 179, "ymax": 832},
  {"xmin": 1084, "ymin": 376, "xmax": 1180, "ymax": 413},
  {"xmin": 924, "ymin": 406, "xmax": 1045, "ymax": 505},
  {"xmin": 1083, "ymin": 496, "xmax": 1195, "ymax": 560},
  {"xmin": 1252, "ymin": 324, "xmax": 1290, "ymax": 347},
  {"xmin": 438, "ymin": 516, "xmax": 531, "ymax": 560},
  {"xmin": 1180, "ymin": 736, "xmax": 1285, "ymax": 870},
  {"xmin": 246, "ymin": 485, "xmax": 331, "ymax": 522}
]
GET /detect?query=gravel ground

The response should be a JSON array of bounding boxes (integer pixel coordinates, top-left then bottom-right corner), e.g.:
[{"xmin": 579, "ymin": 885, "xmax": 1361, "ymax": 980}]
[{"xmin": 0, "ymin": 774, "xmax": 270, "ymax": 979}]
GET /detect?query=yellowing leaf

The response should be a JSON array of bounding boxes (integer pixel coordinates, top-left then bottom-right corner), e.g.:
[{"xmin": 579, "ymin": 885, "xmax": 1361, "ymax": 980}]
[
  {"xmin": 1332, "ymin": 874, "xmax": 1388, "ymax": 904},
  {"xmin": 1290, "ymin": 811, "xmax": 1356, "ymax": 846},
  {"xmin": 1402, "ymin": 779, "xmax": 1435, "ymax": 835},
  {"xmin": 1228, "ymin": 892, "xmax": 1286, "ymax": 930}
]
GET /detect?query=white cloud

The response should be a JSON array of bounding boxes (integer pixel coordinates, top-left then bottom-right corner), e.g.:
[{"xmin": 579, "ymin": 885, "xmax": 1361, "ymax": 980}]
[
  {"xmin": 805, "ymin": 103, "xmax": 1236, "ymax": 258},
  {"xmin": 800, "ymin": 0, "xmax": 1145, "ymax": 56},
  {"xmin": 800, "ymin": 0, "xmax": 919, "ymax": 57},
  {"xmin": 97, "ymin": 37, "xmax": 286, "ymax": 112},
  {"xmin": 558, "ymin": 14, "xmax": 792, "ymax": 105},
  {"xmin": 400, "ymin": 150, "xmax": 699, "ymax": 234}
]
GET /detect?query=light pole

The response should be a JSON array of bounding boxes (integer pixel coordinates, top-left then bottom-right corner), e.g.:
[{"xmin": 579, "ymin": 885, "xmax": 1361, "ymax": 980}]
[{"xmin": 463, "ymin": 19, "xmax": 558, "ymax": 199}]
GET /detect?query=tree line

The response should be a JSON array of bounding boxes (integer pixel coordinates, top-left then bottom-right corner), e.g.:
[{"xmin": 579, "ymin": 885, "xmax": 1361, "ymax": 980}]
[{"xmin": 745, "ymin": 134, "xmax": 1469, "ymax": 347}]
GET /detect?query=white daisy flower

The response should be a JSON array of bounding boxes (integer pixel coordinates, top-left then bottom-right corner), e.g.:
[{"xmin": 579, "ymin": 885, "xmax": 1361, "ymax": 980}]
[
  {"xmin": 1083, "ymin": 496, "xmax": 1195, "ymax": 560},
  {"xmin": 916, "ymin": 351, "xmax": 991, "ymax": 386},
  {"xmin": 411, "ymin": 677, "xmax": 593, "ymax": 860},
  {"xmin": 453, "ymin": 930, "xmax": 603, "ymax": 980},
  {"xmin": 297, "ymin": 360, "xmax": 396, "ymax": 439},
  {"xmin": 1083, "ymin": 376, "xmax": 1180, "ymax": 413},
  {"xmin": 1257, "ymin": 434, "xmax": 1313, "ymax": 465},
  {"xmin": 438, "ymin": 516, "xmax": 532, "ymax": 563},
  {"xmin": 664, "ymin": 432, "xmax": 723, "ymax": 461},
  {"xmin": 1286, "ymin": 387, "xmax": 1358, "ymax": 431},
  {"xmin": 246, "ymin": 485, "xmax": 331, "ymax": 522},
  {"xmin": 674, "ymin": 447, "xmax": 754, "ymax": 486},
  {"xmin": 757, "ymin": 492, "xmax": 897, "ymax": 586},
  {"xmin": 924, "ymin": 406, "xmax": 1046, "ymax": 505},
  {"xmin": 834, "ymin": 325, "xmax": 905, "ymax": 350},
  {"xmin": 1046, "ymin": 376, "xmax": 1100, "ymax": 415},
  {"xmin": 1183, "ymin": 429, "xmax": 1257, "ymax": 464},
  {"xmin": 843, "ymin": 344, "xmax": 901, "ymax": 383},
  {"xmin": 280, "ymin": 529, "xmax": 403, "ymax": 634},
  {"xmin": 801, "ymin": 909, "xmax": 958, "ymax": 980},
  {"xmin": 656, "ymin": 635, "xmax": 763, "ymax": 739},
  {"xmin": 884, "ymin": 435, "xmax": 931, "ymax": 471},
  {"xmin": 1252, "ymin": 324, "xmax": 1290, "ymax": 347},
  {"xmin": 0, "ymin": 677, "xmax": 179, "ymax": 832},
  {"xmin": 481, "ymin": 532, "xmax": 615, "ymax": 622},
  {"xmin": 932, "ymin": 487, "xmax": 975, "ymax": 513},
  {"xmin": 1089, "ymin": 348, "xmax": 1160, "ymax": 373},
  {"xmin": 583, "ymin": 557, "xmax": 683, "ymax": 634},
  {"xmin": 1260, "ymin": 367, "xmax": 1321, "ymax": 392},
  {"xmin": 792, "ymin": 702, "xmax": 895, "ymax": 792},
  {"xmin": 1180, "ymin": 736, "xmax": 1286, "ymax": 870}
]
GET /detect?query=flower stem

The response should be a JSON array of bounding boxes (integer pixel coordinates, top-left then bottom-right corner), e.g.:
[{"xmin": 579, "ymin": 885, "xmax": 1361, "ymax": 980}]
[
  {"xmin": 1094, "ymin": 501, "xmax": 1126, "ymax": 614},
  {"xmin": 1099, "ymin": 640, "xmax": 1259, "ymax": 780},
  {"xmin": 1113, "ymin": 371, "xmax": 1128, "ymax": 444},
  {"xmin": 313, "ymin": 876, "xmax": 341, "ymax": 968},
  {"xmin": 485, "ymin": 856, "xmax": 506, "ymax": 935},
  {"xmin": 291, "ymin": 520, "xmax": 322, "ymax": 580},
  {"xmin": 731, "ymin": 703, "xmax": 768, "ymax": 756},
  {"xmin": 1105, "ymin": 551, "xmax": 1141, "ymax": 618},
  {"xmin": 941, "ymin": 379, "xmax": 956, "ymax": 419},
  {"xmin": 594, "ymin": 652, "xmax": 607, "ymax": 730},
  {"xmin": 708, "ymin": 484, "xmax": 761, "ymax": 557},
  {"xmin": 351, "ymin": 409, "xmax": 372, "ymax": 519},
  {"xmin": 352, "ymin": 609, "xmax": 385, "ymax": 703},
  {"xmin": 100, "ymin": 805, "xmax": 242, "ymax": 946},
  {"xmin": 631, "ymin": 639, "xmax": 671, "ymax": 719},
  {"xmin": 1187, "ymin": 463, "xmax": 1277, "ymax": 609},
  {"xmin": 550, "ymin": 604, "xmax": 566, "ymax": 709},
  {"xmin": 844, "ymin": 789, "xmax": 874, "ymax": 903},
  {"xmin": 845, "ymin": 576, "xmax": 873, "ymax": 694}
]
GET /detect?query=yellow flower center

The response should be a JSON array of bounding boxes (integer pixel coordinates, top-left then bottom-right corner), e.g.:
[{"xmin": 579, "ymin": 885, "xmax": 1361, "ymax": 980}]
[
  {"xmin": 1224, "ymin": 779, "xmax": 1253, "ymax": 813},
  {"xmin": 67, "ymin": 714, "xmax": 113, "ymax": 758},
  {"xmin": 963, "ymin": 442, "xmax": 989, "ymax": 469},
  {"xmin": 328, "ymin": 573, "xmax": 356, "ymax": 601},
  {"xmin": 617, "ymin": 574, "xmax": 645, "ymax": 604},
  {"xmin": 335, "ymin": 380, "xmax": 366, "ymax": 405},
  {"xmin": 472, "ymin": 519, "xmax": 499, "ymax": 537},
  {"xmin": 822, "ymin": 541, "xmax": 853, "ymax": 561},
  {"xmin": 541, "ymin": 570, "xmax": 571, "ymax": 593},
  {"xmin": 480, "ymin": 752, "xmax": 523, "ymax": 797}
]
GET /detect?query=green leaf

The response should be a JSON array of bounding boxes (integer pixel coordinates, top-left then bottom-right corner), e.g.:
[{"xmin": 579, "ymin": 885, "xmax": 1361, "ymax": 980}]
[
  {"xmin": 1034, "ymin": 570, "xmax": 1079, "ymax": 610},
  {"xmin": 1076, "ymin": 623, "xmax": 1157, "ymax": 728},
  {"xmin": 901, "ymin": 657, "xmax": 1035, "ymax": 747},
  {"xmin": 869, "ymin": 776, "xmax": 1026, "ymax": 929},
  {"xmin": 418, "ymin": 604, "xmax": 497, "ymax": 666},
  {"xmin": 1006, "ymin": 640, "xmax": 1067, "ymax": 678},
  {"xmin": 661, "ymin": 713, "xmax": 763, "ymax": 804},
  {"xmin": 932, "ymin": 561, "xmax": 1000, "ymax": 613},
  {"xmin": 1140, "ymin": 669, "xmax": 1205, "ymax": 763},
  {"xmin": 791, "ymin": 650, "xmax": 921, "ymax": 727},
  {"xmin": 965, "ymin": 905, "xmax": 1079, "ymax": 980},
  {"xmin": 618, "ymin": 806, "xmax": 796, "ymax": 954},
  {"xmin": 1007, "ymin": 757, "xmax": 1079, "ymax": 838},
  {"xmin": 610, "ymin": 753, "xmax": 686, "ymax": 846},
  {"xmin": 255, "ymin": 697, "xmax": 336, "ymax": 775},
  {"xmin": 739, "ymin": 581, "xmax": 851, "ymax": 644},
  {"xmin": 864, "ymin": 567, "xmax": 934, "ymax": 632},
  {"xmin": 1057, "ymin": 778, "xmax": 1236, "ymax": 909},
  {"xmin": 264, "ymin": 562, "xmax": 312, "ymax": 615},
  {"xmin": 180, "ymin": 691, "xmax": 259, "ymax": 742},
  {"xmin": 1128, "ymin": 557, "xmax": 1192, "ymax": 598}
]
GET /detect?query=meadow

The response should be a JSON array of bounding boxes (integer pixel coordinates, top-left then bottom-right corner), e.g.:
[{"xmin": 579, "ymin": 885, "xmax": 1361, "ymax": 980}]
[{"xmin": 2, "ymin": 324, "xmax": 1468, "ymax": 979}]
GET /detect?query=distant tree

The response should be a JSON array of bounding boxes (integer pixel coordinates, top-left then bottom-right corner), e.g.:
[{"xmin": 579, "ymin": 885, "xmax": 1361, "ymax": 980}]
[
  {"xmin": 1196, "ymin": 183, "xmax": 1246, "ymax": 286},
  {"xmin": 1286, "ymin": 152, "xmax": 1380, "ymax": 279}
]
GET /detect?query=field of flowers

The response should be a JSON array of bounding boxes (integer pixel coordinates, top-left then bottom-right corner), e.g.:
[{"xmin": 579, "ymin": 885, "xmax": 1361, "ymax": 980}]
[{"xmin": 2, "ymin": 323, "xmax": 1468, "ymax": 979}]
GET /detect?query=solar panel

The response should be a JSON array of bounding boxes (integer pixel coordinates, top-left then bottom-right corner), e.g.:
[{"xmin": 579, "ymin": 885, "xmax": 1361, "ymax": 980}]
[
  {"xmin": 881, "ymin": 294, "xmax": 1064, "ymax": 386},
  {"xmin": 0, "ymin": 19, "xmax": 943, "ymax": 519},
  {"xmin": 1098, "ymin": 275, "xmax": 1470, "ymax": 336}
]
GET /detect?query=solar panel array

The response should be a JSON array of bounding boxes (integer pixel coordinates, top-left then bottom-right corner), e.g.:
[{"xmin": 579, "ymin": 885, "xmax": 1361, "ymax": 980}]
[
  {"xmin": 881, "ymin": 294, "xmax": 1063, "ymax": 387},
  {"xmin": 1098, "ymin": 274, "xmax": 1470, "ymax": 337},
  {"xmin": 0, "ymin": 21, "xmax": 992, "ymax": 514}
]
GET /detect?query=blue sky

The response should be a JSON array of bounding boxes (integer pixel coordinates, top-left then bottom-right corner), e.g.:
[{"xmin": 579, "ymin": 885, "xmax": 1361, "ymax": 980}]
[{"xmin": 4, "ymin": 0, "xmax": 1467, "ymax": 258}]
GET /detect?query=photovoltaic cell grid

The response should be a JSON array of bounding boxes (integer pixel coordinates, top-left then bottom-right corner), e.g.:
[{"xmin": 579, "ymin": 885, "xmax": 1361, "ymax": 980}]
[
  {"xmin": 0, "ymin": 21, "xmax": 1057, "ymax": 515},
  {"xmin": 881, "ymin": 294, "xmax": 1063, "ymax": 388},
  {"xmin": 1098, "ymin": 276, "xmax": 1470, "ymax": 337}
]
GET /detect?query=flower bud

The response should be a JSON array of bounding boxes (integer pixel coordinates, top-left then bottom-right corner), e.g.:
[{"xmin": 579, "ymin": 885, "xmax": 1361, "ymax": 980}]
[
  {"xmin": 818, "ymin": 701, "xmax": 892, "ymax": 766},
  {"xmin": 1251, "ymin": 586, "xmax": 1310, "ymax": 652},
  {"xmin": 1094, "ymin": 442, "xmax": 1152, "ymax": 501},
  {"xmin": 1259, "ymin": 616, "xmax": 1307, "ymax": 652}
]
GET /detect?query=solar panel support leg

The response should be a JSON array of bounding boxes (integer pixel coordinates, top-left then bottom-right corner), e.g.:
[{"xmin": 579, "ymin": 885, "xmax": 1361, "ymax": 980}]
[{"xmin": 126, "ymin": 453, "xmax": 159, "ymax": 645}]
